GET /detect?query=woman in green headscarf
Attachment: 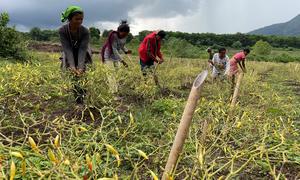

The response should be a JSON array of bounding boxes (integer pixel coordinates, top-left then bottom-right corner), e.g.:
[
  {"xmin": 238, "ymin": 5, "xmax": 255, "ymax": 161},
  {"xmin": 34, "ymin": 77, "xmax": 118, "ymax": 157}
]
[{"xmin": 59, "ymin": 6, "xmax": 92, "ymax": 104}]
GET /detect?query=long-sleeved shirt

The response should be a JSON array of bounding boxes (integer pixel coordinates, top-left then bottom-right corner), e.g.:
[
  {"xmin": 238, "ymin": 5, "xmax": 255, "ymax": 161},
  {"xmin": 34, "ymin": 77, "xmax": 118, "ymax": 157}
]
[
  {"xmin": 138, "ymin": 31, "xmax": 163, "ymax": 63},
  {"xmin": 59, "ymin": 24, "xmax": 92, "ymax": 70},
  {"xmin": 103, "ymin": 32, "xmax": 128, "ymax": 61}
]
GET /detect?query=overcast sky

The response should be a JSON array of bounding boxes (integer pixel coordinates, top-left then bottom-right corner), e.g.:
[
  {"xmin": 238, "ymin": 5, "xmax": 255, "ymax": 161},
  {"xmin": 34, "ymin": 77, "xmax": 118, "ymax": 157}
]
[{"xmin": 1, "ymin": 0, "xmax": 299, "ymax": 35}]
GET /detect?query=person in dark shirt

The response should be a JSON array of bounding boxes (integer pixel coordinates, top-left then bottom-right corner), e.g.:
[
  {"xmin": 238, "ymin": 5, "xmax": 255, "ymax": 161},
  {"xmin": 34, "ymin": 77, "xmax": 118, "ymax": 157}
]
[{"xmin": 59, "ymin": 6, "xmax": 92, "ymax": 104}]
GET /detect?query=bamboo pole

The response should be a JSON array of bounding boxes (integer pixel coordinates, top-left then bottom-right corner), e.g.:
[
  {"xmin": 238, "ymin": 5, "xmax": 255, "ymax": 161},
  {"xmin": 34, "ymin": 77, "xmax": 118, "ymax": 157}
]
[
  {"xmin": 162, "ymin": 70, "xmax": 208, "ymax": 179},
  {"xmin": 153, "ymin": 63, "xmax": 161, "ymax": 88},
  {"xmin": 230, "ymin": 73, "xmax": 244, "ymax": 107}
]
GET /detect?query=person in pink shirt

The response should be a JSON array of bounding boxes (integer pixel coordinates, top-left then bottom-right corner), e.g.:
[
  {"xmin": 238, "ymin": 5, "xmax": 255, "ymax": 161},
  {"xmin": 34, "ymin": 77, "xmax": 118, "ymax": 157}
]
[
  {"xmin": 226, "ymin": 49, "xmax": 250, "ymax": 90},
  {"xmin": 226, "ymin": 49, "xmax": 250, "ymax": 76}
]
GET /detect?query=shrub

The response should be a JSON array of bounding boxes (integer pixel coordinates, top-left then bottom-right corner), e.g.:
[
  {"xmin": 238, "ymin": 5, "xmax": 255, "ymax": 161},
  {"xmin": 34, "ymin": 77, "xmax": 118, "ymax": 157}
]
[
  {"xmin": 272, "ymin": 53, "xmax": 296, "ymax": 63},
  {"xmin": 232, "ymin": 41, "xmax": 242, "ymax": 49},
  {"xmin": 0, "ymin": 12, "xmax": 28, "ymax": 60},
  {"xmin": 164, "ymin": 37, "xmax": 202, "ymax": 58},
  {"xmin": 211, "ymin": 44, "xmax": 221, "ymax": 50},
  {"xmin": 253, "ymin": 40, "xmax": 272, "ymax": 55},
  {"xmin": 29, "ymin": 27, "xmax": 58, "ymax": 41}
]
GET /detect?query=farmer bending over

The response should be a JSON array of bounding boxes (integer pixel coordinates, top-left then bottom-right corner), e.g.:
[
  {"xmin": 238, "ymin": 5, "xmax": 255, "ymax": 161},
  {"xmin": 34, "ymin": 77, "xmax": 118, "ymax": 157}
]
[
  {"xmin": 138, "ymin": 30, "xmax": 166, "ymax": 76},
  {"xmin": 226, "ymin": 49, "xmax": 250, "ymax": 90},
  {"xmin": 101, "ymin": 20, "xmax": 131, "ymax": 94},
  {"xmin": 59, "ymin": 6, "xmax": 92, "ymax": 104},
  {"xmin": 211, "ymin": 48, "xmax": 229, "ymax": 81}
]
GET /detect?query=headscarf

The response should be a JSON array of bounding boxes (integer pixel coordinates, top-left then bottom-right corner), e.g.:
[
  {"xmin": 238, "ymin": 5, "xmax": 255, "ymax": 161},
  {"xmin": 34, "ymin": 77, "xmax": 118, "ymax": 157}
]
[{"xmin": 61, "ymin": 6, "xmax": 83, "ymax": 23}]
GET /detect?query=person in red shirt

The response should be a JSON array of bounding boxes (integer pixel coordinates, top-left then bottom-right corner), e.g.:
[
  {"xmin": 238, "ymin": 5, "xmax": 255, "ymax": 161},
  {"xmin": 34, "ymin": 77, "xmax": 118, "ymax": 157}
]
[{"xmin": 138, "ymin": 30, "xmax": 166, "ymax": 76}]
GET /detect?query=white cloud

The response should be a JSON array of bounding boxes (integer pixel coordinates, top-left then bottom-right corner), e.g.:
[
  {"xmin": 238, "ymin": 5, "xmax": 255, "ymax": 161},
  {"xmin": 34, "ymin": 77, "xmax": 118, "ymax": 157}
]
[{"xmin": 1, "ymin": 0, "xmax": 300, "ymax": 34}]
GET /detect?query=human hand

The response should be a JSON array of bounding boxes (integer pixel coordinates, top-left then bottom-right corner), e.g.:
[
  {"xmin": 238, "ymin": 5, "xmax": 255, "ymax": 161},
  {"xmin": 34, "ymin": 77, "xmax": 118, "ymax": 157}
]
[
  {"xmin": 121, "ymin": 60, "xmax": 128, "ymax": 68},
  {"xmin": 158, "ymin": 58, "xmax": 164, "ymax": 64}
]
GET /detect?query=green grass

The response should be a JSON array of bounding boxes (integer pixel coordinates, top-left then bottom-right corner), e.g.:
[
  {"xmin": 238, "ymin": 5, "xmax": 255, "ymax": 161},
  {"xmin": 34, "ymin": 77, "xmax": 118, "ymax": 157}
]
[{"xmin": 0, "ymin": 52, "xmax": 300, "ymax": 179}]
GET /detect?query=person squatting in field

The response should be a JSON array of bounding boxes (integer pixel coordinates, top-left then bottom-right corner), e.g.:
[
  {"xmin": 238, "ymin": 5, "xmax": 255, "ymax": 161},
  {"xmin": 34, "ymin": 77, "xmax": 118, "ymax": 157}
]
[
  {"xmin": 59, "ymin": 6, "xmax": 92, "ymax": 104},
  {"xmin": 138, "ymin": 30, "xmax": 166, "ymax": 76},
  {"xmin": 210, "ymin": 48, "xmax": 229, "ymax": 82},
  {"xmin": 101, "ymin": 21, "xmax": 132, "ymax": 94},
  {"xmin": 226, "ymin": 49, "xmax": 250, "ymax": 90}
]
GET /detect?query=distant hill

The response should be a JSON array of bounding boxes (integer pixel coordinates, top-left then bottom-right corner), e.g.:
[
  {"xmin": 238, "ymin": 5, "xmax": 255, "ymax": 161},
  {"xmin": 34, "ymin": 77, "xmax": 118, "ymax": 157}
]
[{"xmin": 249, "ymin": 15, "xmax": 300, "ymax": 36}]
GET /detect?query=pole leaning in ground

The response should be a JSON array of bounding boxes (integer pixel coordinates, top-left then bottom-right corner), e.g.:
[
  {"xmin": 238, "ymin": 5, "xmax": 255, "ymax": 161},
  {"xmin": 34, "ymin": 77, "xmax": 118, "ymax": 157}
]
[
  {"xmin": 153, "ymin": 63, "xmax": 161, "ymax": 88},
  {"xmin": 162, "ymin": 70, "xmax": 208, "ymax": 179},
  {"xmin": 230, "ymin": 72, "xmax": 244, "ymax": 107}
]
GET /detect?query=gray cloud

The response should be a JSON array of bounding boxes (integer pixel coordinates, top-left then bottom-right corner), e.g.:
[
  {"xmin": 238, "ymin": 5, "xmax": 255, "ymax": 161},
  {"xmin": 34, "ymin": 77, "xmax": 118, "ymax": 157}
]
[
  {"xmin": 0, "ymin": 0, "xmax": 200, "ymax": 30},
  {"xmin": 131, "ymin": 0, "xmax": 201, "ymax": 18},
  {"xmin": 1, "ymin": 0, "xmax": 300, "ymax": 34}
]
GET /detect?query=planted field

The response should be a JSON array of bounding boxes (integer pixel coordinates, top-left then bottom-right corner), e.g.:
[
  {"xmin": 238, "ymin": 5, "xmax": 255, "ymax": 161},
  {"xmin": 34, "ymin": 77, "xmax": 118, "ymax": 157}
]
[{"xmin": 0, "ymin": 52, "xmax": 300, "ymax": 179}]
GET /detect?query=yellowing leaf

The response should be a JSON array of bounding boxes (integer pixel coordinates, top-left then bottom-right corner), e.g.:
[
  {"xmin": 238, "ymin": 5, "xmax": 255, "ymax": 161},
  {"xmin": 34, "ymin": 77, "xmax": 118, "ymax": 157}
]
[
  {"xmin": 78, "ymin": 127, "xmax": 88, "ymax": 132},
  {"xmin": 117, "ymin": 115, "xmax": 122, "ymax": 123},
  {"xmin": 54, "ymin": 135, "xmax": 60, "ymax": 148},
  {"xmin": 63, "ymin": 159, "xmax": 70, "ymax": 165},
  {"xmin": 48, "ymin": 149, "xmax": 58, "ymax": 164},
  {"xmin": 149, "ymin": 170, "xmax": 158, "ymax": 180},
  {"xmin": 86, "ymin": 154, "xmax": 92, "ymax": 171},
  {"xmin": 89, "ymin": 110, "xmax": 95, "ymax": 121},
  {"xmin": 28, "ymin": 137, "xmax": 40, "ymax": 153},
  {"xmin": 10, "ymin": 160, "xmax": 16, "ymax": 180},
  {"xmin": 129, "ymin": 112, "xmax": 134, "ymax": 124},
  {"xmin": 137, "ymin": 149, "xmax": 149, "ymax": 160},
  {"xmin": 105, "ymin": 144, "xmax": 119, "ymax": 155},
  {"xmin": 10, "ymin": 152, "xmax": 24, "ymax": 159},
  {"xmin": 236, "ymin": 121, "xmax": 242, "ymax": 128},
  {"xmin": 115, "ymin": 154, "xmax": 121, "ymax": 167},
  {"xmin": 21, "ymin": 160, "xmax": 26, "ymax": 176}
]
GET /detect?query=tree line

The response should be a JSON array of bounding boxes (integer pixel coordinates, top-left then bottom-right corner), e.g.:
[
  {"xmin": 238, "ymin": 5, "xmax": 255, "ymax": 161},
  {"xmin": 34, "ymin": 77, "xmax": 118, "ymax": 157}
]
[{"xmin": 25, "ymin": 27, "xmax": 300, "ymax": 49}]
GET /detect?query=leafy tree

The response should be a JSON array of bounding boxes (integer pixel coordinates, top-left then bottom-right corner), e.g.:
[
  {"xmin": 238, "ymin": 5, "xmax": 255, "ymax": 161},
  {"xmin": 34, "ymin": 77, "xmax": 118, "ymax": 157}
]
[
  {"xmin": 126, "ymin": 33, "xmax": 133, "ymax": 43},
  {"xmin": 89, "ymin": 27, "xmax": 100, "ymax": 40},
  {"xmin": 138, "ymin": 30, "xmax": 151, "ymax": 42},
  {"xmin": 0, "ymin": 12, "xmax": 9, "ymax": 27},
  {"xmin": 164, "ymin": 37, "xmax": 202, "ymax": 58},
  {"xmin": 253, "ymin": 40, "xmax": 272, "ymax": 55},
  {"xmin": 29, "ymin": 27, "xmax": 42, "ymax": 41},
  {"xmin": 0, "ymin": 12, "xmax": 27, "ymax": 60},
  {"xmin": 232, "ymin": 41, "xmax": 242, "ymax": 49},
  {"xmin": 102, "ymin": 29, "xmax": 112, "ymax": 37}
]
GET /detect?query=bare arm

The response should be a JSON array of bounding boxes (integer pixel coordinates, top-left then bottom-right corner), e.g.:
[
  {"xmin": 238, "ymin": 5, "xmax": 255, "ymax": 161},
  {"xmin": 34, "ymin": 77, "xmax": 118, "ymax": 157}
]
[
  {"xmin": 238, "ymin": 60, "xmax": 246, "ymax": 73},
  {"xmin": 242, "ymin": 60, "xmax": 246, "ymax": 73}
]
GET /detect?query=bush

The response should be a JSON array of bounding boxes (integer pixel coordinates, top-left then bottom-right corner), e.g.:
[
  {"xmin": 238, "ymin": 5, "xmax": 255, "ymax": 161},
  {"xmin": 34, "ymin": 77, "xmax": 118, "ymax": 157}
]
[
  {"xmin": 232, "ymin": 41, "xmax": 242, "ymax": 49},
  {"xmin": 253, "ymin": 40, "xmax": 272, "ymax": 55},
  {"xmin": 29, "ymin": 27, "xmax": 58, "ymax": 41},
  {"xmin": 89, "ymin": 27, "xmax": 100, "ymax": 40},
  {"xmin": 272, "ymin": 53, "xmax": 296, "ymax": 63},
  {"xmin": 164, "ymin": 37, "xmax": 202, "ymax": 58},
  {"xmin": 211, "ymin": 44, "xmax": 221, "ymax": 50},
  {"xmin": 102, "ymin": 29, "xmax": 113, "ymax": 38},
  {"xmin": 0, "ymin": 12, "xmax": 27, "ymax": 60}
]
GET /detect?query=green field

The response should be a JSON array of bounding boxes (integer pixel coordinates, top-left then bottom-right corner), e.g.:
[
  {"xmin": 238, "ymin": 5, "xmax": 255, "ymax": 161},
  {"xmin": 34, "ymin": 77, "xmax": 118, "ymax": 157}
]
[{"xmin": 0, "ymin": 52, "xmax": 300, "ymax": 179}]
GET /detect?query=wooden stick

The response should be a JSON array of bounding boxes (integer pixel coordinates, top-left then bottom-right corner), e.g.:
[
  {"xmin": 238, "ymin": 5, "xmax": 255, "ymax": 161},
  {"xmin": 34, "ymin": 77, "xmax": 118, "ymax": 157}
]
[
  {"xmin": 230, "ymin": 72, "xmax": 244, "ymax": 107},
  {"xmin": 162, "ymin": 71, "xmax": 208, "ymax": 179},
  {"xmin": 153, "ymin": 63, "xmax": 161, "ymax": 88}
]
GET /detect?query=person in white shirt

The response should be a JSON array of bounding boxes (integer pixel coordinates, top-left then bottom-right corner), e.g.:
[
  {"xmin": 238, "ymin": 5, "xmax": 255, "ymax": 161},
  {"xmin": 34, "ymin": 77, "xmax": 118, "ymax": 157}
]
[{"xmin": 211, "ymin": 48, "xmax": 229, "ymax": 81}]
